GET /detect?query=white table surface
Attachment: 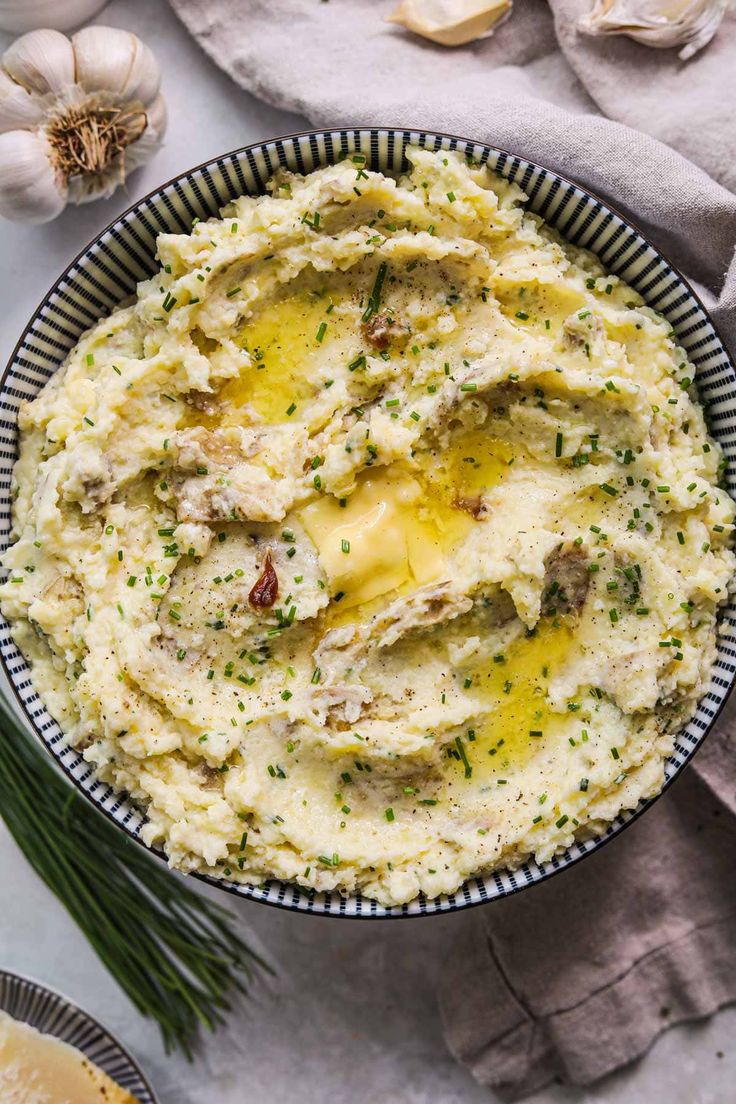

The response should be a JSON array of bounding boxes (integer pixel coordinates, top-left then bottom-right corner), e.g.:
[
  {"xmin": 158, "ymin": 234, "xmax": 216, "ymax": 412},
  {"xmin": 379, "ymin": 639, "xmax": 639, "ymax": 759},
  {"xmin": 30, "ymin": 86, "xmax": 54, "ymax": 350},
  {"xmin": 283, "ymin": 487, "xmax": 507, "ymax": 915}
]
[{"xmin": 1, "ymin": 2, "xmax": 734, "ymax": 1101}]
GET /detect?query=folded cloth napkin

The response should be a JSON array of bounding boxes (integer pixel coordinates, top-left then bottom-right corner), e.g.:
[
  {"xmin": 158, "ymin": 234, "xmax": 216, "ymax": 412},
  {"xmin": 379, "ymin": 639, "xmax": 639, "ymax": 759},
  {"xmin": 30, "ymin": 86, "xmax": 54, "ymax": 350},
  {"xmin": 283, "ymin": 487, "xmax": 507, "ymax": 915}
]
[
  {"xmin": 168, "ymin": 0, "xmax": 736, "ymax": 344},
  {"xmin": 438, "ymin": 696, "xmax": 736, "ymax": 1099},
  {"xmin": 168, "ymin": 1, "xmax": 736, "ymax": 1095}
]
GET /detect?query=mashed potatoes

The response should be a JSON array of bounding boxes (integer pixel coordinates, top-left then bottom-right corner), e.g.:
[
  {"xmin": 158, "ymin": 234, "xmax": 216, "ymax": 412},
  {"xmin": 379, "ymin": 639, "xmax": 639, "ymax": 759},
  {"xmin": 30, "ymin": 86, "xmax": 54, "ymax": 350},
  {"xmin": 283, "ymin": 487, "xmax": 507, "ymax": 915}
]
[{"xmin": 2, "ymin": 148, "xmax": 734, "ymax": 905}]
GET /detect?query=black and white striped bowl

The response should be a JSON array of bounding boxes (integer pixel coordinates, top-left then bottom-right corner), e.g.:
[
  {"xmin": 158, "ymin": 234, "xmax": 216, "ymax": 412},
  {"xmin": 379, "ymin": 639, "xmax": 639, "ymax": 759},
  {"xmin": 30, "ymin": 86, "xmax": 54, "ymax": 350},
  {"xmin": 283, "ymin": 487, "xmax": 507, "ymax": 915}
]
[
  {"xmin": 1, "ymin": 128, "xmax": 735, "ymax": 919},
  {"xmin": 0, "ymin": 970, "xmax": 157, "ymax": 1102}
]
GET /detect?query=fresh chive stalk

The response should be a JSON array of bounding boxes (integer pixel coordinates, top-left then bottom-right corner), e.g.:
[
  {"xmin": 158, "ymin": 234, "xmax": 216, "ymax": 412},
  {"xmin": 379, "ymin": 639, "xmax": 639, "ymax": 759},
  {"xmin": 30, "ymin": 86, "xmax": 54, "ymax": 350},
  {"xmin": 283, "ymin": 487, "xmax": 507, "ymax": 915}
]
[{"xmin": 0, "ymin": 690, "xmax": 271, "ymax": 1056}]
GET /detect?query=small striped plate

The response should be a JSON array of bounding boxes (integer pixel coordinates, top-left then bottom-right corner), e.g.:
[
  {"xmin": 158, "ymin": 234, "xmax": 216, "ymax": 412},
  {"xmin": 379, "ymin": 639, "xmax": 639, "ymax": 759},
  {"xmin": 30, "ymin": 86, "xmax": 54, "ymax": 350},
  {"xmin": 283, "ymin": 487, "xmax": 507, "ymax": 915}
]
[
  {"xmin": 1, "ymin": 128, "xmax": 735, "ymax": 918},
  {"xmin": 0, "ymin": 970, "xmax": 157, "ymax": 1102}
]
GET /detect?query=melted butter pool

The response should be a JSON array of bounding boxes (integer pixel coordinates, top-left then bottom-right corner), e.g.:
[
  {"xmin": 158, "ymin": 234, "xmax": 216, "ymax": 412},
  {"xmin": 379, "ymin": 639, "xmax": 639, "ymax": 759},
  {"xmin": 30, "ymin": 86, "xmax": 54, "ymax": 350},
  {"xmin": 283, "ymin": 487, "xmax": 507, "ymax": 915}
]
[
  {"xmin": 494, "ymin": 281, "xmax": 583, "ymax": 334},
  {"xmin": 305, "ymin": 428, "xmax": 521, "ymax": 625},
  {"xmin": 222, "ymin": 290, "xmax": 354, "ymax": 424},
  {"xmin": 300, "ymin": 465, "xmax": 472, "ymax": 612},
  {"xmin": 447, "ymin": 619, "xmax": 575, "ymax": 787},
  {"xmin": 421, "ymin": 426, "xmax": 517, "ymax": 502}
]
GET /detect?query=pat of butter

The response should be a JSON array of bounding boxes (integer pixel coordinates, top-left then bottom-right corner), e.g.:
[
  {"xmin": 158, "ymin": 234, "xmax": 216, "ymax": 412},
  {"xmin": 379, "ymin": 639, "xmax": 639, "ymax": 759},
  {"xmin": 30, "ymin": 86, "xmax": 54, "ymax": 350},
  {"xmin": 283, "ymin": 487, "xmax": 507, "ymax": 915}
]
[
  {"xmin": 0, "ymin": 1011, "xmax": 140, "ymax": 1104},
  {"xmin": 300, "ymin": 471, "xmax": 447, "ymax": 609}
]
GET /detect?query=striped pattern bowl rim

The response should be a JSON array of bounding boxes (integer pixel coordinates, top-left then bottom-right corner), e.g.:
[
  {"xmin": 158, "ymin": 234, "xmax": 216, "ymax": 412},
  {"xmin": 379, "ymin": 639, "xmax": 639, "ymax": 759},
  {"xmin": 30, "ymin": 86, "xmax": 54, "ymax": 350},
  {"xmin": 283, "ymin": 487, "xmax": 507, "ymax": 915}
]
[
  {"xmin": 1, "ymin": 127, "xmax": 735, "ymax": 919},
  {"xmin": 0, "ymin": 969, "xmax": 157, "ymax": 1102}
]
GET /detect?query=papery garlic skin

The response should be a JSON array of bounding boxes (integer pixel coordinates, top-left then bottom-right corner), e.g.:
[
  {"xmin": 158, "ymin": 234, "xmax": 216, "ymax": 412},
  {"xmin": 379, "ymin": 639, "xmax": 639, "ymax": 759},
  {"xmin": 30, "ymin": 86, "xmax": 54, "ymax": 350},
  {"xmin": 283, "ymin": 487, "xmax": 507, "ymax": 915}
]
[
  {"xmin": 0, "ymin": 129, "xmax": 65, "ymax": 221},
  {"xmin": 0, "ymin": 26, "xmax": 166, "ymax": 224},
  {"xmin": 4, "ymin": 28, "xmax": 76, "ymax": 93},
  {"xmin": 0, "ymin": 0, "xmax": 109, "ymax": 35},
  {"xmin": 579, "ymin": 0, "xmax": 730, "ymax": 60},
  {"xmin": 73, "ymin": 25, "xmax": 160, "ymax": 103},
  {"xmin": 387, "ymin": 0, "xmax": 513, "ymax": 47}
]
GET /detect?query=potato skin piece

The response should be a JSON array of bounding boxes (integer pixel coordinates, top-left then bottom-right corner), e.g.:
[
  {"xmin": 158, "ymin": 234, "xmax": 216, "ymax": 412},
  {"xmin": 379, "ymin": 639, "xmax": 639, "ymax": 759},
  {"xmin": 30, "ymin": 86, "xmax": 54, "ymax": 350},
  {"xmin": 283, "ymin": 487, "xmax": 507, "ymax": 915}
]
[
  {"xmin": 361, "ymin": 311, "xmax": 406, "ymax": 350},
  {"xmin": 542, "ymin": 542, "xmax": 590, "ymax": 615}
]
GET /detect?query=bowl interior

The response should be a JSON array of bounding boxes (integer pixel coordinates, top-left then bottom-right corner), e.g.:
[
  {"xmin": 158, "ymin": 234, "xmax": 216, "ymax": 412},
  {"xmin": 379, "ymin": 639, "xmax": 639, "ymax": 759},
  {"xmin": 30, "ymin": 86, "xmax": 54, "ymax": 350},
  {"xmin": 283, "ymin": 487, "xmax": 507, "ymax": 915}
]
[
  {"xmin": 0, "ymin": 970, "xmax": 156, "ymax": 1102},
  {"xmin": 2, "ymin": 128, "xmax": 735, "ymax": 918}
]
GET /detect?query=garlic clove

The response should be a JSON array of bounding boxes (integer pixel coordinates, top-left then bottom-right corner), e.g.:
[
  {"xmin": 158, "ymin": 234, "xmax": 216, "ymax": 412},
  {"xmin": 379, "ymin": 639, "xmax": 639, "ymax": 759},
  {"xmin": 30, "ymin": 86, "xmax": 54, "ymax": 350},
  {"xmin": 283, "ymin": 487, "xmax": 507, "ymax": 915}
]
[
  {"xmin": 0, "ymin": 128, "xmax": 65, "ymax": 223},
  {"xmin": 387, "ymin": 0, "xmax": 513, "ymax": 46},
  {"xmin": 142, "ymin": 91, "xmax": 167, "ymax": 142},
  {"xmin": 121, "ymin": 36, "xmax": 161, "ymax": 105},
  {"xmin": 0, "ymin": 68, "xmax": 45, "ymax": 132},
  {"xmin": 112, "ymin": 94, "xmax": 166, "ymax": 191},
  {"xmin": 2, "ymin": 28, "xmax": 75, "ymax": 94},
  {"xmin": 72, "ymin": 26, "xmax": 161, "ymax": 105},
  {"xmin": 579, "ymin": 0, "xmax": 729, "ymax": 60},
  {"xmin": 677, "ymin": 2, "xmax": 728, "ymax": 57}
]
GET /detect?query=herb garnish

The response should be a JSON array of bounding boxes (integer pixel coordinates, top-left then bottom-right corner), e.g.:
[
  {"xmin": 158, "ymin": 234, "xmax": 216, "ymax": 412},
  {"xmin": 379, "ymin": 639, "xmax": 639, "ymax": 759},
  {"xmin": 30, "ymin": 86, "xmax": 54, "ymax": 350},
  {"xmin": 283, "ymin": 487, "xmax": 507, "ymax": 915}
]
[{"xmin": 362, "ymin": 262, "xmax": 388, "ymax": 322}]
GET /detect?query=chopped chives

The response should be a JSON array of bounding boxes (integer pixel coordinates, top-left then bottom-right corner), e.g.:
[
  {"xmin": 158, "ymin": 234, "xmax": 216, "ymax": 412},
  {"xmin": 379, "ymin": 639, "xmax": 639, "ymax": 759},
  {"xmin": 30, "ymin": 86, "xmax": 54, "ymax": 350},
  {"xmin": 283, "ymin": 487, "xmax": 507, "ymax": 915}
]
[
  {"xmin": 454, "ymin": 736, "xmax": 472, "ymax": 778},
  {"xmin": 362, "ymin": 261, "xmax": 388, "ymax": 321}
]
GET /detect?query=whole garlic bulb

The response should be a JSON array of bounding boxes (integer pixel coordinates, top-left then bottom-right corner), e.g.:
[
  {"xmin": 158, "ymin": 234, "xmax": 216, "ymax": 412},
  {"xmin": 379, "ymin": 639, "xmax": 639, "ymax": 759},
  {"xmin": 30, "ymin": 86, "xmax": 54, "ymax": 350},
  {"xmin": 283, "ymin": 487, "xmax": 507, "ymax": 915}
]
[
  {"xmin": 0, "ymin": 0, "xmax": 109, "ymax": 34},
  {"xmin": 0, "ymin": 27, "xmax": 166, "ymax": 223},
  {"xmin": 579, "ymin": 0, "xmax": 730, "ymax": 60}
]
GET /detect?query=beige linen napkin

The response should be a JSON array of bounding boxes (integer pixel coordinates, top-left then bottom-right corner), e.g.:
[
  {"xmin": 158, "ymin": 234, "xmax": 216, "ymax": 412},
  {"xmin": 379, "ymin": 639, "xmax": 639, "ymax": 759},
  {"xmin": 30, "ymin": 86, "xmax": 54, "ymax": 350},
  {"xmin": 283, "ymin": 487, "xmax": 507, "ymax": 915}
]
[
  {"xmin": 167, "ymin": 0, "xmax": 736, "ymax": 338},
  {"xmin": 439, "ymin": 698, "xmax": 736, "ymax": 1099},
  {"xmin": 167, "ymin": 1, "xmax": 736, "ymax": 1094}
]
